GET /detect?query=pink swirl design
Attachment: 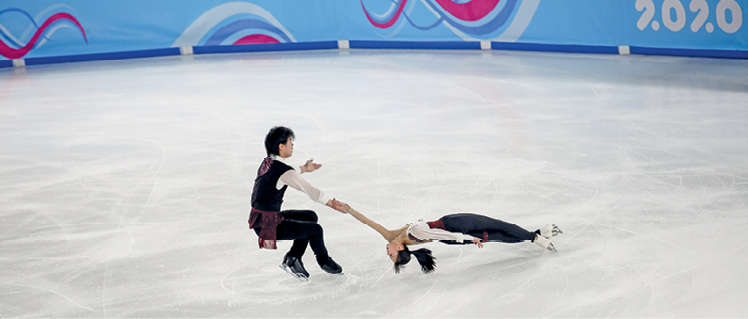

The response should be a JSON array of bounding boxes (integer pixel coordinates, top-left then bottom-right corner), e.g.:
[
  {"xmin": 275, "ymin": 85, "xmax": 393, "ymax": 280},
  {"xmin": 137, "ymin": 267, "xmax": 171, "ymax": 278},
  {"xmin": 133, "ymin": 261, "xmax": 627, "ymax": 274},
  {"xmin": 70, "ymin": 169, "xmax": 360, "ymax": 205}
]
[
  {"xmin": 434, "ymin": 0, "xmax": 501, "ymax": 21},
  {"xmin": 0, "ymin": 12, "xmax": 87, "ymax": 60},
  {"xmin": 233, "ymin": 34, "xmax": 281, "ymax": 45},
  {"xmin": 362, "ymin": 0, "xmax": 519, "ymax": 36},
  {"xmin": 361, "ymin": 0, "xmax": 409, "ymax": 28}
]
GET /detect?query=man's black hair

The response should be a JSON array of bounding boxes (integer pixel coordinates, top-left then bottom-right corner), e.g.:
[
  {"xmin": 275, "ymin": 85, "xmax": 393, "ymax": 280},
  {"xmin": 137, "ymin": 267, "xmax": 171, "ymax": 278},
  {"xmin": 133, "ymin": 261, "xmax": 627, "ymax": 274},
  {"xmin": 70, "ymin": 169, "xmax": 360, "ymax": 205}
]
[{"xmin": 264, "ymin": 126, "xmax": 295, "ymax": 156}]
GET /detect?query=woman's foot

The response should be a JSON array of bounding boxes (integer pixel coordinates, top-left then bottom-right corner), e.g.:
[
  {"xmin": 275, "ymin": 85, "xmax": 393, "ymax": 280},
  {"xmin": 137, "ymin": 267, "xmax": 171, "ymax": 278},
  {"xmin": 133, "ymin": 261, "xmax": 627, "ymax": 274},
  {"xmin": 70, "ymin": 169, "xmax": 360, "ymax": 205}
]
[
  {"xmin": 533, "ymin": 234, "xmax": 556, "ymax": 252},
  {"xmin": 538, "ymin": 224, "xmax": 563, "ymax": 239}
]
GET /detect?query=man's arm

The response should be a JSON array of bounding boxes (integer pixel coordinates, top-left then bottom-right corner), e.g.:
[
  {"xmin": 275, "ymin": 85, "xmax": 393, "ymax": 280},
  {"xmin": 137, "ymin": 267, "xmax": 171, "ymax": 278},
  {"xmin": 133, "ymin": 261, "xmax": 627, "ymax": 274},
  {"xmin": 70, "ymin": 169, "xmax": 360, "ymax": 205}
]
[
  {"xmin": 279, "ymin": 159, "xmax": 347, "ymax": 211},
  {"xmin": 278, "ymin": 169, "xmax": 330, "ymax": 205}
]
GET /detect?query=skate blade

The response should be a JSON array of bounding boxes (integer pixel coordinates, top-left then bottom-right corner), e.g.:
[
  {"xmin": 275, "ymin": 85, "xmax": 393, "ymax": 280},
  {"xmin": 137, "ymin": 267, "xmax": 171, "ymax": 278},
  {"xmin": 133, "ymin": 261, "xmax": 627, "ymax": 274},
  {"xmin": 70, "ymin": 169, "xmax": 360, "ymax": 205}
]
[
  {"xmin": 279, "ymin": 264, "xmax": 309, "ymax": 282},
  {"xmin": 552, "ymin": 224, "xmax": 563, "ymax": 235}
]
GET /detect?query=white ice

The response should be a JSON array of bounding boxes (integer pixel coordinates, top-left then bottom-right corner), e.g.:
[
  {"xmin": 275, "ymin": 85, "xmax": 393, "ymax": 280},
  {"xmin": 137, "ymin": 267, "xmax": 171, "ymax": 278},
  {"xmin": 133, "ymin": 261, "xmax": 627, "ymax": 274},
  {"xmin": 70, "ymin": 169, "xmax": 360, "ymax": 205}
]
[{"xmin": 1, "ymin": 49, "xmax": 747, "ymax": 318}]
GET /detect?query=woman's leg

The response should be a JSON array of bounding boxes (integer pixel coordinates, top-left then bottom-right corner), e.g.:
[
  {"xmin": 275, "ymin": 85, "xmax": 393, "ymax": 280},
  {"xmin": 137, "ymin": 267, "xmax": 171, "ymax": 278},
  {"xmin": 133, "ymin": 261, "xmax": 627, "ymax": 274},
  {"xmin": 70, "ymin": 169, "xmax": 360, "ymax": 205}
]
[{"xmin": 441, "ymin": 213, "xmax": 535, "ymax": 243}]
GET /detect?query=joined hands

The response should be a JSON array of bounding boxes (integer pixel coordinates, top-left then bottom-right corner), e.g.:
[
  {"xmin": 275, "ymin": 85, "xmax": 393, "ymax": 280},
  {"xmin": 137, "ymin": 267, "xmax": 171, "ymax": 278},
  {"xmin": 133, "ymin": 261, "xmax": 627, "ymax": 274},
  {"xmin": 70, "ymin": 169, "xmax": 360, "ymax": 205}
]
[{"xmin": 330, "ymin": 198, "xmax": 351, "ymax": 214}]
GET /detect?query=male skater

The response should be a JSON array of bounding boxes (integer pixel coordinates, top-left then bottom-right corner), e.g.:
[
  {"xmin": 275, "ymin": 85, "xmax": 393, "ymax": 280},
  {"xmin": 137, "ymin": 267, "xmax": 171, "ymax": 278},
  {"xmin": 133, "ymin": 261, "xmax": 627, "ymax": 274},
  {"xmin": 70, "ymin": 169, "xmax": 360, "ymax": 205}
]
[{"xmin": 249, "ymin": 126, "xmax": 348, "ymax": 281}]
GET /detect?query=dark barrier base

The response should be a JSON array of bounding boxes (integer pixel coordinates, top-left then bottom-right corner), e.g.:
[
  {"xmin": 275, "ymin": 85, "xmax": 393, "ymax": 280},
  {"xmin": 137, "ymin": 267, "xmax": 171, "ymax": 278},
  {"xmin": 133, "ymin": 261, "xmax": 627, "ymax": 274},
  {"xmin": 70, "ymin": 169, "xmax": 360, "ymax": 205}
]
[
  {"xmin": 630, "ymin": 46, "xmax": 748, "ymax": 59},
  {"xmin": 491, "ymin": 42, "xmax": 619, "ymax": 55},
  {"xmin": 193, "ymin": 41, "xmax": 338, "ymax": 54},
  {"xmin": 25, "ymin": 48, "xmax": 181, "ymax": 66},
  {"xmin": 350, "ymin": 40, "xmax": 480, "ymax": 50}
]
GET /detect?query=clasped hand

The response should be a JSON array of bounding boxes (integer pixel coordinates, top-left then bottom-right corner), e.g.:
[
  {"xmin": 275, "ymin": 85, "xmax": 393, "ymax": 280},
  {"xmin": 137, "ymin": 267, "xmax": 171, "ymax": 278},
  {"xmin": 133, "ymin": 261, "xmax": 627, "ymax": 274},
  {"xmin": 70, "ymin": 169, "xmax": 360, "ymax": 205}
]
[{"xmin": 330, "ymin": 198, "xmax": 351, "ymax": 214}]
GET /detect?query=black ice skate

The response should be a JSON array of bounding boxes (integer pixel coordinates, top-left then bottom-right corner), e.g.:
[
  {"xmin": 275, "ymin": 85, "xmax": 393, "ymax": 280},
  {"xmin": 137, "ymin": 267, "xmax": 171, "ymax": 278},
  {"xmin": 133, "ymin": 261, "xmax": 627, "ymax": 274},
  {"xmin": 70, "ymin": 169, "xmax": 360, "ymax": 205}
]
[
  {"xmin": 280, "ymin": 255, "xmax": 309, "ymax": 282},
  {"xmin": 318, "ymin": 257, "xmax": 343, "ymax": 275}
]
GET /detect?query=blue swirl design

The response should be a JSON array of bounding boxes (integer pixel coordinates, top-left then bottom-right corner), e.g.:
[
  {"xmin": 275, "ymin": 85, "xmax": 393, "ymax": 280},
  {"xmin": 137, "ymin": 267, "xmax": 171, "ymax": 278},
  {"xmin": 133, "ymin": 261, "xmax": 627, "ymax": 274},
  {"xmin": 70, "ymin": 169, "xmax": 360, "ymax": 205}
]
[
  {"xmin": 0, "ymin": 8, "xmax": 45, "ymax": 48},
  {"xmin": 362, "ymin": 0, "xmax": 520, "ymax": 37},
  {"xmin": 0, "ymin": 8, "xmax": 86, "ymax": 59},
  {"xmin": 204, "ymin": 18, "xmax": 291, "ymax": 45},
  {"xmin": 424, "ymin": 0, "xmax": 518, "ymax": 36}
]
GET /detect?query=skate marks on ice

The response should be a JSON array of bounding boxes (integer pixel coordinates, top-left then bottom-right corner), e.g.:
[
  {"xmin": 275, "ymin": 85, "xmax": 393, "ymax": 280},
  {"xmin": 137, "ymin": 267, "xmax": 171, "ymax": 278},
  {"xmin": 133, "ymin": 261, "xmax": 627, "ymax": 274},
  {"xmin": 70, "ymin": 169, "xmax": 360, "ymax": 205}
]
[
  {"xmin": 1, "ymin": 50, "xmax": 747, "ymax": 317},
  {"xmin": 220, "ymin": 255, "xmax": 361, "ymax": 305},
  {"xmin": 540, "ymin": 217, "xmax": 748, "ymax": 318}
]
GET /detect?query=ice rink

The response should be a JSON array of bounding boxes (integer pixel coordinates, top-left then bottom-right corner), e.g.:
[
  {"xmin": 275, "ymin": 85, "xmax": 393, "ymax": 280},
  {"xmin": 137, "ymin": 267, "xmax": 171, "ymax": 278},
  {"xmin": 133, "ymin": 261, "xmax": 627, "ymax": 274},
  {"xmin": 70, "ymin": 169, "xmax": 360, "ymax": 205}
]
[{"xmin": 1, "ymin": 49, "xmax": 747, "ymax": 318}]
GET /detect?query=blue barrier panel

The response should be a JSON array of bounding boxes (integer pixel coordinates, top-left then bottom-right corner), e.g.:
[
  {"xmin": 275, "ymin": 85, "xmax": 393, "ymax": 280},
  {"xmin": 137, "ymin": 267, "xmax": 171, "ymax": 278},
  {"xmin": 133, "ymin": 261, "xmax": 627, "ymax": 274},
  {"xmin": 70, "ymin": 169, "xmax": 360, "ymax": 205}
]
[
  {"xmin": 491, "ymin": 42, "xmax": 619, "ymax": 55},
  {"xmin": 25, "ymin": 48, "xmax": 181, "ymax": 66},
  {"xmin": 349, "ymin": 41, "xmax": 481, "ymax": 50},
  {"xmin": 0, "ymin": 59, "xmax": 12, "ymax": 68},
  {"xmin": 630, "ymin": 46, "xmax": 748, "ymax": 59},
  {"xmin": 193, "ymin": 41, "xmax": 339, "ymax": 55}
]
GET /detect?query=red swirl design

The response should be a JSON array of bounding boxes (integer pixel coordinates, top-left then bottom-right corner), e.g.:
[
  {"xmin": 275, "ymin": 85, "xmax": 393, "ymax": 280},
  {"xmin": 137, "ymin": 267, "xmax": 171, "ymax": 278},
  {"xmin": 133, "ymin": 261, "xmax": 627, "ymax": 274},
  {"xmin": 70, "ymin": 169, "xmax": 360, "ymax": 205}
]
[
  {"xmin": 434, "ymin": 0, "xmax": 501, "ymax": 22},
  {"xmin": 0, "ymin": 12, "xmax": 87, "ymax": 60}
]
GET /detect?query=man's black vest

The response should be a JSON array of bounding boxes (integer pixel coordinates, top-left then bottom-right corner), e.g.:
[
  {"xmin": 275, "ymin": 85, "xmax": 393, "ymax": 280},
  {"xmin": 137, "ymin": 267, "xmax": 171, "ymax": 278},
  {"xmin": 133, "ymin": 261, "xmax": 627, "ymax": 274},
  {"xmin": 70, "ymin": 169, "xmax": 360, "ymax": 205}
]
[{"xmin": 251, "ymin": 159, "xmax": 293, "ymax": 212}]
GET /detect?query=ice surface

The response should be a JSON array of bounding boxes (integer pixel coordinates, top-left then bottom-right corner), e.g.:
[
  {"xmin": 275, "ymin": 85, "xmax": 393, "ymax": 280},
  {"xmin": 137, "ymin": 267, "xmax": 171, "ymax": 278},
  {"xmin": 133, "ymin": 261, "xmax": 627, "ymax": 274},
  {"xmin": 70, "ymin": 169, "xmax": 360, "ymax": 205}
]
[{"xmin": 1, "ymin": 49, "xmax": 747, "ymax": 318}]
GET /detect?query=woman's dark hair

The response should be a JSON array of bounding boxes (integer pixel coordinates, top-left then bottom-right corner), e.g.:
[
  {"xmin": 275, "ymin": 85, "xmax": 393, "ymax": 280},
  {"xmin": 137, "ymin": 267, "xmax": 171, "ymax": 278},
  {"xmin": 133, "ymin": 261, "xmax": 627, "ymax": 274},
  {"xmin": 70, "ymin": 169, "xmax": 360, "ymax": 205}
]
[
  {"xmin": 394, "ymin": 246, "xmax": 436, "ymax": 274},
  {"xmin": 264, "ymin": 126, "xmax": 295, "ymax": 156}
]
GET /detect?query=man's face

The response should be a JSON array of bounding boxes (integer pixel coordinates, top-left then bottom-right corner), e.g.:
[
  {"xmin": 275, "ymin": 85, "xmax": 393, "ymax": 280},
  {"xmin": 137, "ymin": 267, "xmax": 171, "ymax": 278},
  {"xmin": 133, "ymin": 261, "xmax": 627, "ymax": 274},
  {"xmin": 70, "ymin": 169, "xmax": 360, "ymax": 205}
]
[{"xmin": 278, "ymin": 138, "xmax": 294, "ymax": 158}]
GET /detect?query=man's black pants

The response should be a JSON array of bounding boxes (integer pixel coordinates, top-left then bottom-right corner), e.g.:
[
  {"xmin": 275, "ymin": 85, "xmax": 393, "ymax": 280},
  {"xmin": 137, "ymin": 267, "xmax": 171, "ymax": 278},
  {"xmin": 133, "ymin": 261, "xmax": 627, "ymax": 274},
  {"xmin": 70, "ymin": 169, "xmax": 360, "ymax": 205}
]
[{"xmin": 254, "ymin": 210, "xmax": 329, "ymax": 262}]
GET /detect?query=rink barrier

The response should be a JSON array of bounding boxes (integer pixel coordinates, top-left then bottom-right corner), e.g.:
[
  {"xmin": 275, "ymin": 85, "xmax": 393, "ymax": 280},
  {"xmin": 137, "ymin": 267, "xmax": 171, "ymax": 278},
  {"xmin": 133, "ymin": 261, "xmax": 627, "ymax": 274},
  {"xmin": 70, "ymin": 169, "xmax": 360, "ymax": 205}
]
[
  {"xmin": 490, "ymin": 42, "xmax": 620, "ymax": 55},
  {"xmin": 192, "ymin": 41, "xmax": 339, "ymax": 55},
  {"xmin": 3, "ymin": 41, "xmax": 748, "ymax": 68},
  {"xmin": 629, "ymin": 46, "xmax": 748, "ymax": 59},
  {"xmin": 348, "ymin": 40, "xmax": 482, "ymax": 50},
  {"xmin": 22, "ymin": 48, "xmax": 181, "ymax": 66}
]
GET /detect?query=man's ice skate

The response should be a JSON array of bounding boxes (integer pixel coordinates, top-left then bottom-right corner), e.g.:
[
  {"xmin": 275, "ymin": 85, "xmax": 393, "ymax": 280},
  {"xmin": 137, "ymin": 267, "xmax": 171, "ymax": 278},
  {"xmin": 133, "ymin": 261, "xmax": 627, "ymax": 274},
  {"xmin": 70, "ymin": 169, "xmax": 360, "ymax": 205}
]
[
  {"xmin": 533, "ymin": 234, "xmax": 557, "ymax": 252},
  {"xmin": 280, "ymin": 255, "xmax": 309, "ymax": 282},
  {"xmin": 318, "ymin": 256, "xmax": 343, "ymax": 275},
  {"xmin": 538, "ymin": 224, "xmax": 563, "ymax": 239}
]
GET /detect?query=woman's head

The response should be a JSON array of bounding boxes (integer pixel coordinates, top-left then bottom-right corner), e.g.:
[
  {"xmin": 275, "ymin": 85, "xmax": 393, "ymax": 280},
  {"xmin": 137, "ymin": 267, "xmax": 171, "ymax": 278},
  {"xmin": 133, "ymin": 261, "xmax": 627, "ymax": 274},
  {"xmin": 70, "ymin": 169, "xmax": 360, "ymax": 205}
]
[
  {"xmin": 386, "ymin": 241, "xmax": 403, "ymax": 262},
  {"xmin": 392, "ymin": 245, "xmax": 436, "ymax": 274}
]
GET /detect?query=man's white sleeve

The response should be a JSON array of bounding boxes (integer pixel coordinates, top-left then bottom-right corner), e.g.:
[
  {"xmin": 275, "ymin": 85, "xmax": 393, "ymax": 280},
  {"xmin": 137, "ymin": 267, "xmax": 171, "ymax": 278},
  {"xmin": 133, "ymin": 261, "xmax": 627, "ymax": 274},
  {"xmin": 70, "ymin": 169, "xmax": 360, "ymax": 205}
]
[{"xmin": 278, "ymin": 169, "xmax": 331, "ymax": 205}]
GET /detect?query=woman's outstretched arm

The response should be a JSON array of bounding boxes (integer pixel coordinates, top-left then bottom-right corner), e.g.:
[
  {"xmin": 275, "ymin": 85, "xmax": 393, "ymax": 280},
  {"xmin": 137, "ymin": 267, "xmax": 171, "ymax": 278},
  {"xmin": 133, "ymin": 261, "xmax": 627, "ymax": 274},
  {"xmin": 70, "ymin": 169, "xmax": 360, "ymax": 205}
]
[
  {"xmin": 347, "ymin": 208, "xmax": 396, "ymax": 241},
  {"xmin": 331, "ymin": 200, "xmax": 398, "ymax": 241}
]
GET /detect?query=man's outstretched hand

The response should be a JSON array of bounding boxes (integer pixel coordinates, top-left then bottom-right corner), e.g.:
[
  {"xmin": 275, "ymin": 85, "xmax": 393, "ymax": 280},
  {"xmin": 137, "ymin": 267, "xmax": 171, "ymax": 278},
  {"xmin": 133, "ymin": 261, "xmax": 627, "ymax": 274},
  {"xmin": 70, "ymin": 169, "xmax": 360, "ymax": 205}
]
[{"xmin": 300, "ymin": 159, "xmax": 322, "ymax": 173}]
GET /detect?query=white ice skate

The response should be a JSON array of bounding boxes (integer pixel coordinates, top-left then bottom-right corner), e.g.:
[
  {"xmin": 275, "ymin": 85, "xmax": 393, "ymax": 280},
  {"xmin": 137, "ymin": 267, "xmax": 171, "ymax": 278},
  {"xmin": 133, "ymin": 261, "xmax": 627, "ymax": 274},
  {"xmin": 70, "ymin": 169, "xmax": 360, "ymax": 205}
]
[
  {"xmin": 533, "ymin": 234, "xmax": 556, "ymax": 252},
  {"xmin": 538, "ymin": 224, "xmax": 563, "ymax": 239}
]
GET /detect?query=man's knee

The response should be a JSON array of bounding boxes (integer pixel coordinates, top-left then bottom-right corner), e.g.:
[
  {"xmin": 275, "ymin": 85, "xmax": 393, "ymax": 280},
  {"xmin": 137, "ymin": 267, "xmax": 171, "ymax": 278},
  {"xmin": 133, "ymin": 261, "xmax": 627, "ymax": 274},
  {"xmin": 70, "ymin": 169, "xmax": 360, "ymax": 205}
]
[
  {"xmin": 309, "ymin": 223, "xmax": 323, "ymax": 235},
  {"xmin": 306, "ymin": 210, "xmax": 319, "ymax": 223}
]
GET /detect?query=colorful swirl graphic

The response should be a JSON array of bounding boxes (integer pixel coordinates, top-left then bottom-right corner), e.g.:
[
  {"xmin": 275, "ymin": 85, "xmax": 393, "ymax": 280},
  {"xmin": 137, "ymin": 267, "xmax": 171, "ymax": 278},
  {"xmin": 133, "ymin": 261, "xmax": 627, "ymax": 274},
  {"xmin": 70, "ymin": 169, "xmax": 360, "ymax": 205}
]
[
  {"xmin": 172, "ymin": 2, "xmax": 294, "ymax": 48},
  {"xmin": 0, "ymin": 9, "xmax": 87, "ymax": 60},
  {"xmin": 361, "ymin": 0, "xmax": 534, "ymax": 39},
  {"xmin": 435, "ymin": 0, "xmax": 502, "ymax": 21},
  {"xmin": 361, "ymin": 0, "xmax": 410, "ymax": 29}
]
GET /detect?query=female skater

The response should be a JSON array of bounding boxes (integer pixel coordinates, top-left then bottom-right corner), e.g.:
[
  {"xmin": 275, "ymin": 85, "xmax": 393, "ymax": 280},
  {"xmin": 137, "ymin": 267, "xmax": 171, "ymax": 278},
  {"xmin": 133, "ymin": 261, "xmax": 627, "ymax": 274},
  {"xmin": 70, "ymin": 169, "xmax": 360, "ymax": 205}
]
[{"xmin": 331, "ymin": 200, "xmax": 561, "ymax": 274}]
